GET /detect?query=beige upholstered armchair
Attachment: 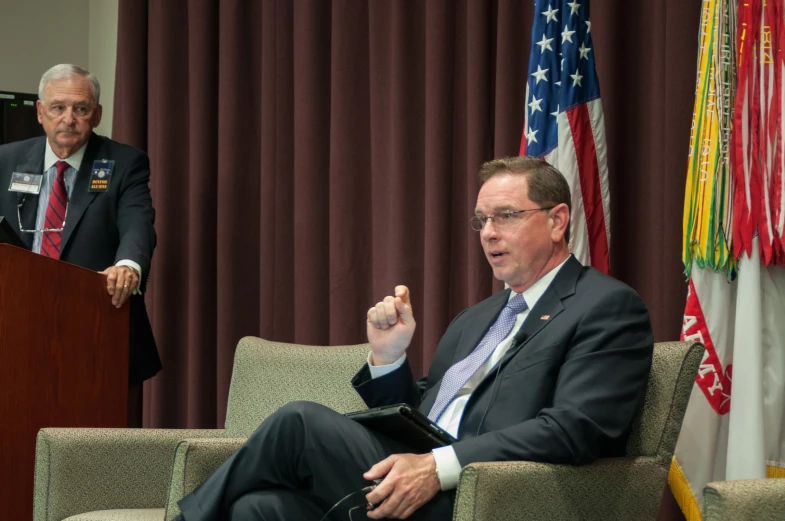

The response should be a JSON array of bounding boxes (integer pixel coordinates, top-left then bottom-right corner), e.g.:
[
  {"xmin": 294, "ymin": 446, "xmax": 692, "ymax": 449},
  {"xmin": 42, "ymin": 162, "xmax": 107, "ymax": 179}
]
[
  {"xmin": 453, "ymin": 341, "xmax": 704, "ymax": 520},
  {"xmin": 33, "ymin": 339, "xmax": 702, "ymax": 521},
  {"xmin": 703, "ymin": 478, "xmax": 785, "ymax": 521},
  {"xmin": 33, "ymin": 338, "xmax": 370, "ymax": 521}
]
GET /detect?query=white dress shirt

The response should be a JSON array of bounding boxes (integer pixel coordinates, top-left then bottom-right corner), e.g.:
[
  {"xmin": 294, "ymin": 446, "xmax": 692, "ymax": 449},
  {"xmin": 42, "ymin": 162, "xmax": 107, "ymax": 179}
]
[
  {"xmin": 36, "ymin": 140, "xmax": 143, "ymax": 293},
  {"xmin": 368, "ymin": 256, "xmax": 571, "ymax": 489}
]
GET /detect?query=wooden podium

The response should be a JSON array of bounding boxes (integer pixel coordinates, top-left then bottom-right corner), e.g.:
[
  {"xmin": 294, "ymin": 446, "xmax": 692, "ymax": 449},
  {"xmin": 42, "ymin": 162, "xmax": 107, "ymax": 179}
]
[{"xmin": 0, "ymin": 244, "xmax": 129, "ymax": 521}]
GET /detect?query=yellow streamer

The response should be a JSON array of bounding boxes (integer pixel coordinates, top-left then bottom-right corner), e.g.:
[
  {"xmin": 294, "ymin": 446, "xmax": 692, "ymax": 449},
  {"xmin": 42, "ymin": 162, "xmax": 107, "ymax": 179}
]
[{"xmin": 683, "ymin": 0, "xmax": 736, "ymax": 276}]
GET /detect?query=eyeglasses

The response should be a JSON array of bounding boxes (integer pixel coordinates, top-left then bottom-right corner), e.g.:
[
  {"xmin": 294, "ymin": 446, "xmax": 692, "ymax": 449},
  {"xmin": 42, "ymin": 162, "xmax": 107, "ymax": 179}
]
[
  {"xmin": 469, "ymin": 207, "xmax": 553, "ymax": 231},
  {"xmin": 17, "ymin": 200, "xmax": 68, "ymax": 234}
]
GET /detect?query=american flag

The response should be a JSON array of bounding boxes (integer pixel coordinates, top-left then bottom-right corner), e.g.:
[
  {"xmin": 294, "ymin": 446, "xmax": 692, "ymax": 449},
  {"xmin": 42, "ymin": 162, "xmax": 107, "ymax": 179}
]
[{"xmin": 521, "ymin": 0, "xmax": 611, "ymax": 274}]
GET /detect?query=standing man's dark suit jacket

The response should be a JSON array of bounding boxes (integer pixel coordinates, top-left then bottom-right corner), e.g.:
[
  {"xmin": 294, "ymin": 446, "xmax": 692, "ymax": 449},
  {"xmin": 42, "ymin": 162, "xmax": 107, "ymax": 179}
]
[
  {"xmin": 0, "ymin": 133, "xmax": 162, "ymax": 383},
  {"xmin": 353, "ymin": 256, "xmax": 654, "ymax": 466}
]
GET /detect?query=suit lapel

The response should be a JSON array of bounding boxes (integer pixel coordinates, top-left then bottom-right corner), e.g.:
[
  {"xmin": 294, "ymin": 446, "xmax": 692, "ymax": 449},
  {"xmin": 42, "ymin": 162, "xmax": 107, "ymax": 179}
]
[
  {"xmin": 419, "ymin": 289, "xmax": 510, "ymax": 414},
  {"xmin": 424, "ymin": 257, "xmax": 585, "ymax": 413},
  {"xmin": 498, "ymin": 256, "xmax": 582, "ymax": 364},
  {"xmin": 449, "ymin": 289, "xmax": 511, "ymax": 366},
  {"xmin": 14, "ymin": 139, "xmax": 46, "ymax": 250},
  {"xmin": 444, "ymin": 256, "xmax": 583, "ymax": 371},
  {"xmin": 60, "ymin": 134, "xmax": 102, "ymax": 250}
]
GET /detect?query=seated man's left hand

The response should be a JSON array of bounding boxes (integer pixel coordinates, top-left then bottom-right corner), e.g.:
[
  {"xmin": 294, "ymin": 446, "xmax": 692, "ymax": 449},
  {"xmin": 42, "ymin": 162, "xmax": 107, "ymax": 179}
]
[
  {"xmin": 363, "ymin": 453, "xmax": 440, "ymax": 519},
  {"xmin": 100, "ymin": 266, "xmax": 138, "ymax": 308}
]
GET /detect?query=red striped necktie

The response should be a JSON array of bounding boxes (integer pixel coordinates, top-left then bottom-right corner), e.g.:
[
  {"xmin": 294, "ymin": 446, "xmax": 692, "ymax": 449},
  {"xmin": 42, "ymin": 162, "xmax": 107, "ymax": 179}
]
[{"xmin": 40, "ymin": 160, "xmax": 70, "ymax": 259}]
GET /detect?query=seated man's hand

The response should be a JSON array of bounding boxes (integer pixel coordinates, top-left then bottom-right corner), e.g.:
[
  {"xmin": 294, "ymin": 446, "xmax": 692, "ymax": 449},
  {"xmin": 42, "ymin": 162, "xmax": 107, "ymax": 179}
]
[
  {"xmin": 363, "ymin": 453, "xmax": 440, "ymax": 519},
  {"xmin": 100, "ymin": 266, "xmax": 138, "ymax": 308},
  {"xmin": 366, "ymin": 286, "xmax": 416, "ymax": 365}
]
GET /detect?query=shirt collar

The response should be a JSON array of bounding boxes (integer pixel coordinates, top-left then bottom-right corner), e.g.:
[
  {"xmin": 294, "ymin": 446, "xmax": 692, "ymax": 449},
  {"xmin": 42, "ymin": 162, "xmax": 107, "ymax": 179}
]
[
  {"xmin": 44, "ymin": 139, "xmax": 88, "ymax": 173},
  {"xmin": 510, "ymin": 254, "xmax": 573, "ymax": 310}
]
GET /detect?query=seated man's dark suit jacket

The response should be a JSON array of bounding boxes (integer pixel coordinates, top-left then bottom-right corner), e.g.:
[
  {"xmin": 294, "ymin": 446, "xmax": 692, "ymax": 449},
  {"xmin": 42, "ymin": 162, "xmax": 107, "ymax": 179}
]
[
  {"xmin": 353, "ymin": 256, "xmax": 654, "ymax": 466},
  {"xmin": 0, "ymin": 133, "xmax": 161, "ymax": 383}
]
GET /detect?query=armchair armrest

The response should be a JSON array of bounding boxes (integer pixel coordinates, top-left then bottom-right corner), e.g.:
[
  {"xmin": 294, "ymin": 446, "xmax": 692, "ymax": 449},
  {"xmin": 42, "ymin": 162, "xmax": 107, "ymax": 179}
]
[
  {"xmin": 34, "ymin": 427, "xmax": 224, "ymax": 521},
  {"xmin": 703, "ymin": 478, "xmax": 785, "ymax": 521},
  {"xmin": 165, "ymin": 437, "xmax": 248, "ymax": 521},
  {"xmin": 454, "ymin": 457, "xmax": 668, "ymax": 521}
]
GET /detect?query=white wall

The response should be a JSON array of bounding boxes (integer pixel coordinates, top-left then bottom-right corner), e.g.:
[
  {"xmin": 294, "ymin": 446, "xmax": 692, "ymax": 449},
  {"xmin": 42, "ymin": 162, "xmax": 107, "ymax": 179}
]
[
  {"xmin": 0, "ymin": 0, "xmax": 119, "ymax": 137},
  {"xmin": 88, "ymin": 0, "xmax": 119, "ymax": 137}
]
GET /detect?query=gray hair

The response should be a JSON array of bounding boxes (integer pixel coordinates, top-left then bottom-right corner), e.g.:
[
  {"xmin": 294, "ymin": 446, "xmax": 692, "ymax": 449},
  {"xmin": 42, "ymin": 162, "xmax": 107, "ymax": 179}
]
[{"xmin": 38, "ymin": 64, "xmax": 101, "ymax": 105}]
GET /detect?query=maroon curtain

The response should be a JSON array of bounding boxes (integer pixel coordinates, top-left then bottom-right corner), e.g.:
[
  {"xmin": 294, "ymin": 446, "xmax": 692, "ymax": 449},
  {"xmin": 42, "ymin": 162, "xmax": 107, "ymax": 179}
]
[
  {"xmin": 115, "ymin": 1, "xmax": 697, "ymax": 518},
  {"xmin": 115, "ymin": 0, "xmax": 699, "ymax": 434}
]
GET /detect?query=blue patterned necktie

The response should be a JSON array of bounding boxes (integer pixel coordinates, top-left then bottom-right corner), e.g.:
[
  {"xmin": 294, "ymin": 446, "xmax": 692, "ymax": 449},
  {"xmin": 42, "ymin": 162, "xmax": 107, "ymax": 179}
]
[{"xmin": 428, "ymin": 294, "xmax": 528, "ymax": 422}]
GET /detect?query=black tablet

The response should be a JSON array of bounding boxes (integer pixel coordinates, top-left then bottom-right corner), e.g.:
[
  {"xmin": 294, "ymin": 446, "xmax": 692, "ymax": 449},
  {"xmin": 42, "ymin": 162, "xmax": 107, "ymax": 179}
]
[{"xmin": 345, "ymin": 404, "xmax": 457, "ymax": 453}]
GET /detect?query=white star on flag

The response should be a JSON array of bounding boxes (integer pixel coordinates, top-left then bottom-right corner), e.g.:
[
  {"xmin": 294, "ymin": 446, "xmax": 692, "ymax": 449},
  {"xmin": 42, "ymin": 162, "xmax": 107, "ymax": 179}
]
[
  {"xmin": 561, "ymin": 25, "xmax": 576, "ymax": 43},
  {"xmin": 521, "ymin": 0, "xmax": 611, "ymax": 274},
  {"xmin": 542, "ymin": 4, "xmax": 559, "ymax": 23},
  {"xmin": 570, "ymin": 68, "xmax": 583, "ymax": 87},
  {"xmin": 526, "ymin": 127, "xmax": 539, "ymax": 144},
  {"xmin": 586, "ymin": 20, "xmax": 591, "ymax": 33},
  {"xmin": 536, "ymin": 34, "xmax": 554, "ymax": 53},
  {"xmin": 531, "ymin": 64, "xmax": 549, "ymax": 83},
  {"xmin": 529, "ymin": 95, "xmax": 544, "ymax": 114}
]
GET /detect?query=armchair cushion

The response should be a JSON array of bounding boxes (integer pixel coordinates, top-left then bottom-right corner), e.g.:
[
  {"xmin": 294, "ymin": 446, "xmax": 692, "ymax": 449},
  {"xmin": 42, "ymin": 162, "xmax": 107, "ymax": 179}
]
[
  {"xmin": 164, "ymin": 438, "xmax": 247, "ymax": 521},
  {"xmin": 63, "ymin": 509, "xmax": 164, "ymax": 521},
  {"xmin": 224, "ymin": 337, "xmax": 369, "ymax": 437},
  {"xmin": 626, "ymin": 341, "xmax": 705, "ymax": 465},
  {"xmin": 454, "ymin": 458, "xmax": 667, "ymax": 521},
  {"xmin": 34, "ymin": 428, "xmax": 222, "ymax": 521},
  {"xmin": 703, "ymin": 479, "xmax": 785, "ymax": 521}
]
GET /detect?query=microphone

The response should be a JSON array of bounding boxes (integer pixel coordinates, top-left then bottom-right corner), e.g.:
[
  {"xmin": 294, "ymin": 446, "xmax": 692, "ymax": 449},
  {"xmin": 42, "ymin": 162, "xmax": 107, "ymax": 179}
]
[
  {"xmin": 16, "ymin": 193, "xmax": 26, "ymax": 205},
  {"xmin": 512, "ymin": 329, "xmax": 528, "ymax": 348},
  {"xmin": 475, "ymin": 328, "xmax": 528, "ymax": 436}
]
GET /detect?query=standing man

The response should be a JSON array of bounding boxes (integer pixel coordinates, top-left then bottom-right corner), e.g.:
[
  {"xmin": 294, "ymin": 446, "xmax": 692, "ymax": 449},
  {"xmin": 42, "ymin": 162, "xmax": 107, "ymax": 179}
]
[
  {"xmin": 176, "ymin": 156, "xmax": 653, "ymax": 520},
  {"xmin": 0, "ymin": 64, "xmax": 161, "ymax": 414}
]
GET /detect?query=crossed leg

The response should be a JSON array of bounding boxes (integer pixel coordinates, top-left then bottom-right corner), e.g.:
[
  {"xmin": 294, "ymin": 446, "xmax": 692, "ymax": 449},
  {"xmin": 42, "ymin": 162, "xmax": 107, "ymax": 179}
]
[{"xmin": 177, "ymin": 401, "xmax": 454, "ymax": 521}]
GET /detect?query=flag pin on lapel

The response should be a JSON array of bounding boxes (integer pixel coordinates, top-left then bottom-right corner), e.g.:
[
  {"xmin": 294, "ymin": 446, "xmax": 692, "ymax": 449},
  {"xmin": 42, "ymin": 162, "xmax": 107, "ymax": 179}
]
[{"xmin": 540, "ymin": 315, "xmax": 550, "ymax": 321}]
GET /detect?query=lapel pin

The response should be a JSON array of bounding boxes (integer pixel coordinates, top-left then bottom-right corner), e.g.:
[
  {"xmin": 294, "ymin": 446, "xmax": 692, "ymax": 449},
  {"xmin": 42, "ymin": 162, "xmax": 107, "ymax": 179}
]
[{"xmin": 540, "ymin": 315, "xmax": 550, "ymax": 320}]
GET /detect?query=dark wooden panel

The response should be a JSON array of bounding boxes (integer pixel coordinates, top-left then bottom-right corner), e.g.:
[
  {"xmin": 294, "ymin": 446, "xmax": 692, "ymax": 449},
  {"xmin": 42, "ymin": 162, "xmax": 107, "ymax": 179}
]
[{"xmin": 0, "ymin": 244, "xmax": 128, "ymax": 521}]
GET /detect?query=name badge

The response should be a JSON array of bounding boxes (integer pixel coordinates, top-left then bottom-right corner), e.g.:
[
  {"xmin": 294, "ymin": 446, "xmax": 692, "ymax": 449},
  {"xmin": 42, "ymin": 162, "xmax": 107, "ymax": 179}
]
[
  {"xmin": 89, "ymin": 160, "xmax": 114, "ymax": 192},
  {"xmin": 8, "ymin": 172, "xmax": 43, "ymax": 194}
]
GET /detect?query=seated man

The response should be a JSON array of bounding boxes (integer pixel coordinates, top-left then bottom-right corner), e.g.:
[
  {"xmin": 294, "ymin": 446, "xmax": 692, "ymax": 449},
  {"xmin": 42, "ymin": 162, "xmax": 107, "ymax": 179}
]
[{"xmin": 176, "ymin": 156, "xmax": 654, "ymax": 520}]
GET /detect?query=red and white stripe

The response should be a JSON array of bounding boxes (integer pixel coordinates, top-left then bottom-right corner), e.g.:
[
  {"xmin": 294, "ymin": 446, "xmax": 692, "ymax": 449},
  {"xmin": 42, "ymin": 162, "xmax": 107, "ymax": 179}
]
[{"xmin": 522, "ymin": 96, "xmax": 611, "ymax": 274}]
